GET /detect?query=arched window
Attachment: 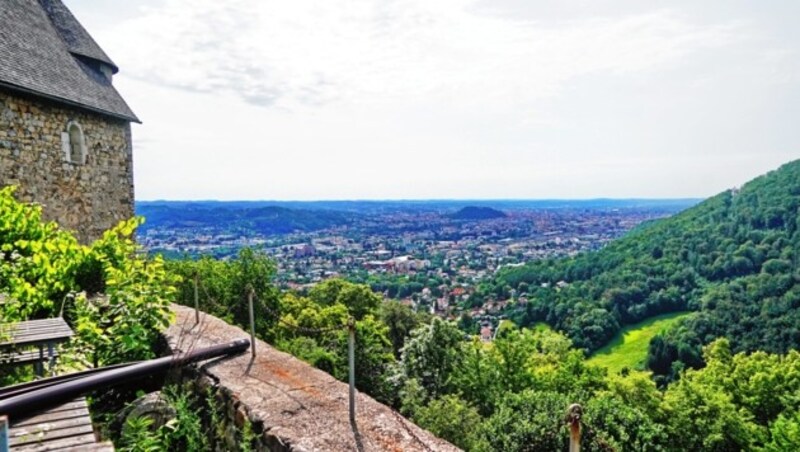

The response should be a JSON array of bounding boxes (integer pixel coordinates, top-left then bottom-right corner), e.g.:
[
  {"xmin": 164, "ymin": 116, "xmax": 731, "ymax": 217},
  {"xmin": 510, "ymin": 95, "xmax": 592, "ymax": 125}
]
[{"xmin": 62, "ymin": 121, "xmax": 86, "ymax": 164}]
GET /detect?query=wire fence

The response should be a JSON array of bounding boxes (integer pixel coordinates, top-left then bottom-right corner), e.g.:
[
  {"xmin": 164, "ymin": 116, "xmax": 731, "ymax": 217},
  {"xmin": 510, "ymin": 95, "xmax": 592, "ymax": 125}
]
[
  {"xmin": 184, "ymin": 275, "xmax": 594, "ymax": 452},
  {"xmin": 194, "ymin": 277, "xmax": 351, "ymax": 335},
  {"xmin": 187, "ymin": 275, "xmax": 366, "ymax": 448}
]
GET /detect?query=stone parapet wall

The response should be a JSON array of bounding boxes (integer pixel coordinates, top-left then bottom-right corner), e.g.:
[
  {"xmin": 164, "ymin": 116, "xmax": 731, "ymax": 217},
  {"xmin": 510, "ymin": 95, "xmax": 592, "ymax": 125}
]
[
  {"xmin": 0, "ymin": 88, "xmax": 133, "ymax": 242},
  {"xmin": 165, "ymin": 304, "xmax": 460, "ymax": 452},
  {"xmin": 175, "ymin": 367, "xmax": 293, "ymax": 452}
]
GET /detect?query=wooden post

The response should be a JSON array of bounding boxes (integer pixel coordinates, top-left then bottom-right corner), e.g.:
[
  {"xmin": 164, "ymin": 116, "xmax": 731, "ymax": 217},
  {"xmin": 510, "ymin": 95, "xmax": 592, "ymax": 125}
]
[
  {"xmin": 47, "ymin": 342, "xmax": 55, "ymax": 376},
  {"xmin": 0, "ymin": 415, "xmax": 8, "ymax": 452},
  {"xmin": 566, "ymin": 403, "xmax": 582, "ymax": 452},
  {"xmin": 248, "ymin": 287, "xmax": 256, "ymax": 358},
  {"xmin": 193, "ymin": 272, "xmax": 200, "ymax": 325},
  {"xmin": 36, "ymin": 345, "xmax": 44, "ymax": 377},
  {"xmin": 348, "ymin": 317, "xmax": 356, "ymax": 425}
]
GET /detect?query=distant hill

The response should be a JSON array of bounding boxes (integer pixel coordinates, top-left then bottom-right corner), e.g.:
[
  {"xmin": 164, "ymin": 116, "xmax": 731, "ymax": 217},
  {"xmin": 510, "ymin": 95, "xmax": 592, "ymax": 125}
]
[
  {"xmin": 449, "ymin": 206, "xmax": 507, "ymax": 220},
  {"xmin": 136, "ymin": 203, "xmax": 354, "ymax": 236},
  {"xmin": 136, "ymin": 199, "xmax": 694, "ymax": 241},
  {"xmin": 138, "ymin": 198, "xmax": 700, "ymax": 214},
  {"xmin": 488, "ymin": 159, "xmax": 800, "ymax": 379}
]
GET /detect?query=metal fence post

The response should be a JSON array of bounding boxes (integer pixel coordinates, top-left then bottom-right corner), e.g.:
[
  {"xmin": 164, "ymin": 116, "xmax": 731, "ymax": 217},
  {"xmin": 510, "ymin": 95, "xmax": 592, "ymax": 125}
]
[
  {"xmin": 348, "ymin": 317, "xmax": 356, "ymax": 425},
  {"xmin": 248, "ymin": 287, "xmax": 256, "ymax": 358},
  {"xmin": 0, "ymin": 415, "xmax": 8, "ymax": 452},
  {"xmin": 566, "ymin": 403, "xmax": 582, "ymax": 452},
  {"xmin": 194, "ymin": 272, "xmax": 200, "ymax": 325}
]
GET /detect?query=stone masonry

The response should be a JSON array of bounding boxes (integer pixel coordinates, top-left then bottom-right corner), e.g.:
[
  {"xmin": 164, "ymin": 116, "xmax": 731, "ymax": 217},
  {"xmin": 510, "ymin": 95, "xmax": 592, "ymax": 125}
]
[
  {"xmin": 165, "ymin": 304, "xmax": 461, "ymax": 452},
  {"xmin": 0, "ymin": 89, "xmax": 134, "ymax": 242}
]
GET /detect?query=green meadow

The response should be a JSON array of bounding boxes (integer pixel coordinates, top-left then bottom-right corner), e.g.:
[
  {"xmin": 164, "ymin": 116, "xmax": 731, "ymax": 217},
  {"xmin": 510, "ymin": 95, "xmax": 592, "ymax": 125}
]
[{"xmin": 587, "ymin": 311, "xmax": 692, "ymax": 375}]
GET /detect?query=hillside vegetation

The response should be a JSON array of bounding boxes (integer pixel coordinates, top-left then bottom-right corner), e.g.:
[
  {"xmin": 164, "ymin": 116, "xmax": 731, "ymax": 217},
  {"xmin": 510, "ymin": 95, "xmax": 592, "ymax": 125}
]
[
  {"xmin": 172, "ymin": 253, "xmax": 800, "ymax": 451},
  {"xmin": 487, "ymin": 159, "xmax": 800, "ymax": 379}
]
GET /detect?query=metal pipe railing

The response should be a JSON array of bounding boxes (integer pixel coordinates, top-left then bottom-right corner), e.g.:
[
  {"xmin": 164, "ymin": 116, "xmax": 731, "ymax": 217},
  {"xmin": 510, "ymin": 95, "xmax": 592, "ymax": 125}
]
[
  {"xmin": 0, "ymin": 339, "xmax": 250, "ymax": 422},
  {"xmin": 0, "ymin": 361, "xmax": 138, "ymax": 400}
]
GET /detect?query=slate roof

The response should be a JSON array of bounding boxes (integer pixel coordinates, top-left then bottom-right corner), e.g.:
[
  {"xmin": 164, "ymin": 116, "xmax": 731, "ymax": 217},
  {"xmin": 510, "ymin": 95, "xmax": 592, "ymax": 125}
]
[
  {"xmin": 0, "ymin": 0, "xmax": 139, "ymax": 122},
  {"xmin": 38, "ymin": 0, "xmax": 118, "ymax": 72}
]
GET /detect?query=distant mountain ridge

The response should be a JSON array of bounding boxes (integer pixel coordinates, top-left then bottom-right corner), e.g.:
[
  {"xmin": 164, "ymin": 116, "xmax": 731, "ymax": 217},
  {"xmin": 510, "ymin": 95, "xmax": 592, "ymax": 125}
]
[
  {"xmin": 137, "ymin": 198, "xmax": 700, "ymax": 214},
  {"xmin": 136, "ymin": 199, "xmax": 698, "ymax": 237},
  {"xmin": 136, "ymin": 204, "xmax": 354, "ymax": 236},
  {"xmin": 135, "ymin": 199, "xmax": 695, "ymax": 242}
]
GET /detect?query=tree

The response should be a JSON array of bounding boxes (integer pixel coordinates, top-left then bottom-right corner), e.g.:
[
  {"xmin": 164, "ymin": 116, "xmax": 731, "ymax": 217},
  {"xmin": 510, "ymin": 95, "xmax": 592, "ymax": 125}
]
[
  {"xmin": 309, "ymin": 278, "xmax": 381, "ymax": 319},
  {"xmin": 582, "ymin": 393, "xmax": 667, "ymax": 451},
  {"xmin": 230, "ymin": 248, "xmax": 281, "ymax": 336},
  {"xmin": 762, "ymin": 410, "xmax": 800, "ymax": 452},
  {"xmin": 661, "ymin": 340, "xmax": 765, "ymax": 450},
  {"xmin": 380, "ymin": 300, "xmax": 425, "ymax": 357},
  {"xmin": 334, "ymin": 315, "xmax": 395, "ymax": 404},
  {"xmin": 602, "ymin": 371, "xmax": 663, "ymax": 416},
  {"xmin": 275, "ymin": 284, "xmax": 397, "ymax": 404},
  {"xmin": 450, "ymin": 338, "xmax": 501, "ymax": 416},
  {"xmin": 412, "ymin": 395, "xmax": 484, "ymax": 451},
  {"xmin": 456, "ymin": 312, "xmax": 479, "ymax": 335},
  {"xmin": 491, "ymin": 326, "xmax": 537, "ymax": 393},
  {"xmin": 167, "ymin": 248, "xmax": 280, "ymax": 340},
  {"xmin": 398, "ymin": 318, "xmax": 464, "ymax": 399},
  {"xmin": 477, "ymin": 390, "xmax": 570, "ymax": 452}
]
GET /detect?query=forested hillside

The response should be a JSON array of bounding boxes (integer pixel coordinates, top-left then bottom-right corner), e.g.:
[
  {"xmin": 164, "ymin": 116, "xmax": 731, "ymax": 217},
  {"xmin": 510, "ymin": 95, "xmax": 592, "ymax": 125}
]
[
  {"xmin": 136, "ymin": 202, "xmax": 355, "ymax": 235},
  {"xmin": 170, "ymin": 254, "xmax": 800, "ymax": 450},
  {"xmin": 448, "ymin": 206, "xmax": 507, "ymax": 220},
  {"xmin": 490, "ymin": 160, "xmax": 800, "ymax": 379}
]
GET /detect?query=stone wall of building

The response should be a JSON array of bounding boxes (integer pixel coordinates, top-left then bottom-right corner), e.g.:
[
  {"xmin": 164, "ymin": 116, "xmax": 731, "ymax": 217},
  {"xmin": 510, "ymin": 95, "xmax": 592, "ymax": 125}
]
[{"xmin": 0, "ymin": 89, "xmax": 133, "ymax": 242}]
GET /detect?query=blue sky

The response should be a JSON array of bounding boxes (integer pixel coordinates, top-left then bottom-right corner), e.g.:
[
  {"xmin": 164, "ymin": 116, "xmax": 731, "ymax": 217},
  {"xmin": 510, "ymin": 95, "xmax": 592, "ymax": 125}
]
[{"xmin": 66, "ymin": 0, "xmax": 800, "ymax": 200}]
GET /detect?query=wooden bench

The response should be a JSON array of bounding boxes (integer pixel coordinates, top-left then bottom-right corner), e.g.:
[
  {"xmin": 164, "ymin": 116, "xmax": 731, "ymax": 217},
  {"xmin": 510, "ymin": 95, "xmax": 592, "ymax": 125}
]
[
  {"xmin": 0, "ymin": 351, "xmax": 60, "ymax": 368},
  {"xmin": 5, "ymin": 398, "xmax": 113, "ymax": 451},
  {"xmin": 0, "ymin": 319, "xmax": 73, "ymax": 376},
  {"xmin": 1, "ymin": 318, "xmax": 113, "ymax": 451}
]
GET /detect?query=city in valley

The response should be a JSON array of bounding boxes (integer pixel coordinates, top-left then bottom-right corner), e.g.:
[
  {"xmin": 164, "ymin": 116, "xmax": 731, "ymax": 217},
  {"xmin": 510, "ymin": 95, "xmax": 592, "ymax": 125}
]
[{"xmin": 137, "ymin": 199, "xmax": 697, "ymax": 335}]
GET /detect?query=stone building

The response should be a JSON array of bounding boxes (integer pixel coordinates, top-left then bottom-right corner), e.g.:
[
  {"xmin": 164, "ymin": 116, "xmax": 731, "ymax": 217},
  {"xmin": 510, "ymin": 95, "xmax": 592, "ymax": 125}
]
[{"xmin": 0, "ymin": 0, "xmax": 139, "ymax": 242}]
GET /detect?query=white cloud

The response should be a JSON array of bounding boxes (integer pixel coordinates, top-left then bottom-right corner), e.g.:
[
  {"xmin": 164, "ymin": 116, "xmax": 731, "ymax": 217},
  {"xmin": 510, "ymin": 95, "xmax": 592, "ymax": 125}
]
[
  {"xmin": 65, "ymin": 0, "xmax": 800, "ymax": 200},
  {"xmin": 105, "ymin": 0, "xmax": 738, "ymax": 110}
]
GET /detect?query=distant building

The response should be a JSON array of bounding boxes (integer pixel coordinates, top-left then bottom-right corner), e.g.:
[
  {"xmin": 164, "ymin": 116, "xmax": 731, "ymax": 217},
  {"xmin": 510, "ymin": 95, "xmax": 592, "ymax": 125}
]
[
  {"xmin": 480, "ymin": 326, "xmax": 493, "ymax": 342},
  {"xmin": 364, "ymin": 260, "xmax": 393, "ymax": 271},
  {"xmin": 291, "ymin": 244, "xmax": 316, "ymax": 258},
  {"xmin": 363, "ymin": 255, "xmax": 428, "ymax": 273},
  {"xmin": 0, "ymin": 0, "xmax": 139, "ymax": 242}
]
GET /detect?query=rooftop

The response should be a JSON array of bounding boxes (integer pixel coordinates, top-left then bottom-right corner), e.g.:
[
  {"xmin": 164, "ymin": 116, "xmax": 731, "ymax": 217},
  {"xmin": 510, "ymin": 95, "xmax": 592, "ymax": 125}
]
[{"xmin": 0, "ymin": 0, "xmax": 138, "ymax": 122}]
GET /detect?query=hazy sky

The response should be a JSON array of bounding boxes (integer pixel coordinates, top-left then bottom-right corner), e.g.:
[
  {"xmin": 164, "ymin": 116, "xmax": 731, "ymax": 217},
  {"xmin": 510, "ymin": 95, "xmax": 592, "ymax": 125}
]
[{"xmin": 65, "ymin": 0, "xmax": 799, "ymax": 201}]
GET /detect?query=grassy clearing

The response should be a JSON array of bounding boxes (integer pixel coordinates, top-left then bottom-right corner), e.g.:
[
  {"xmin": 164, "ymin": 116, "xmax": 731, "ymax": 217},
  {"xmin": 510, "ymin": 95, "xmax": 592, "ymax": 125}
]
[{"xmin": 587, "ymin": 311, "xmax": 692, "ymax": 375}]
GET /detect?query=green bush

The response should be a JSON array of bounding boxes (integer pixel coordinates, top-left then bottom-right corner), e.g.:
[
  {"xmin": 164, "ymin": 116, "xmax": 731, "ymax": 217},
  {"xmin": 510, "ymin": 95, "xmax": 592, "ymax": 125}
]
[
  {"xmin": 0, "ymin": 186, "xmax": 85, "ymax": 319},
  {"xmin": 167, "ymin": 248, "xmax": 279, "ymax": 340},
  {"xmin": 0, "ymin": 187, "xmax": 176, "ymax": 368},
  {"xmin": 117, "ymin": 385, "xmax": 208, "ymax": 452}
]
